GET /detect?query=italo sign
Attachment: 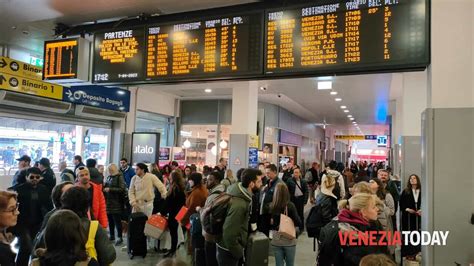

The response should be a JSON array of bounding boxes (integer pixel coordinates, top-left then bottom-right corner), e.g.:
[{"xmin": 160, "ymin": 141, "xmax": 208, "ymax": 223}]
[{"xmin": 131, "ymin": 133, "xmax": 160, "ymax": 164}]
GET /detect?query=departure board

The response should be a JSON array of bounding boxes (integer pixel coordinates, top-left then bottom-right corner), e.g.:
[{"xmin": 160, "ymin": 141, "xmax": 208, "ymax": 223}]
[
  {"xmin": 43, "ymin": 39, "xmax": 79, "ymax": 80},
  {"xmin": 265, "ymin": 0, "xmax": 428, "ymax": 75},
  {"xmin": 145, "ymin": 12, "xmax": 262, "ymax": 80},
  {"xmin": 93, "ymin": 28, "xmax": 145, "ymax": 83}
]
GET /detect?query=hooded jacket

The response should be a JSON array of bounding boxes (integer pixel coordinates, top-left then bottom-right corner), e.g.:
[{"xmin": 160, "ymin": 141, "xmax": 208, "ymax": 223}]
[
  {"xmin": 205, "ymin": 183, "xmax": 226, "ymax": 206},
  {"xmin": 337, "ymin": 209, "xmax": 388, "ymax": 266},
  {"xmin": 217, "ymin": 183, "xmax": 252, "ymax": 259},
  {"xmin": 321, "ymin": 170, "xmax": 346, "ymax": 199}
]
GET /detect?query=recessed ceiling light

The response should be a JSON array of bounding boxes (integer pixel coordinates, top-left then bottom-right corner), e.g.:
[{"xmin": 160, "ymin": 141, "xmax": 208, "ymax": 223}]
[
  {"xmin": 204, "ymin": 89, "xmax": 212, "ymax": 93},
  {"xmin": 317, "ymin": 81, "xmax": 332, "ymax": 90},
  {"xmin": 340, "ymin": 106, "xmax": 347, "ymax": 109},
  {"xmin": 335, "ymin": 98, "xmax": 342, "ymax": 102},
  {"xmin": 330, "ymin": 91, "xmax": 338, "ymax": 95},
  {"xmin": 350, "ymin": 118, "xmax": 355, "ymax": 121},
  {"xmin": 347, "ymin": 115, "xmax": 352, "ymax": 118},
  {"xmin": 344, "ymin": 110, "xmax": 349, "ymax": 113}
]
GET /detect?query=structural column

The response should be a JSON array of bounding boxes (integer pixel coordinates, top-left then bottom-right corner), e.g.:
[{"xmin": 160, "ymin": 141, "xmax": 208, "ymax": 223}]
[
  {"xmin": 421, "ymin": 0, "xmax": 474, "ymax": 265},
  {"xmin": 228, "ymin": 81, "xmax": 259, "ymax": 173}
]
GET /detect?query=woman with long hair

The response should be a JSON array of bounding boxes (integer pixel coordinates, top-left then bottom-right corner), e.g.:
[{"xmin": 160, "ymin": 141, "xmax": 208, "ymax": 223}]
[
  {"xmin": 221, "ymin": 169, "xmax": 237, "ymax": 191},
  {"xmin": 32, "ymin": 209, "xmax": 98, "ymax": 266},
  {"xmin": 270, "ymin": 183, "xmax": 302, "ymax": 266},
  {"xmin": 164, "ymin": 171, "xmax": 186, "ymax": 257},
  {"xmin": 0, "ymin": 190, "xmax": 19, "ymax": 266},
  {"xmin": 104, "ymin": 163, "xmax": 126, "ymax": 245},
  {"xmin": 400, "ymin": 174, "xmax": 421, "ymax": 260}
]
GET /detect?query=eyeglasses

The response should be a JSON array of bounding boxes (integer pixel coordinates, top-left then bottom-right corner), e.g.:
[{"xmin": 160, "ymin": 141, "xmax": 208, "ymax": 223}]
[
  {"xmin": 2, "ymin": 203, "xmax": 19, "ymax": 214},
  {"xmin": 29, "ymin": 175, "xmax": 42, "ymax": 180}
]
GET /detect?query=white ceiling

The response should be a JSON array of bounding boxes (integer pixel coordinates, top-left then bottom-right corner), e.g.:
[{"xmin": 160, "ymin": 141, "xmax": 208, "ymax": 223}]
[
  {"xmin": 0, "ymin": 0, "xmax": 257, "ymax": 54},
  {"xmin": 141, "ymin": 73, "xmax": 393, "ymax": 127}
]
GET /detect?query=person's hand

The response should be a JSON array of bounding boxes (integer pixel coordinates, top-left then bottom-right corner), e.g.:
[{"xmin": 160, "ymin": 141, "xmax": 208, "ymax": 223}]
[
  {"xmin": 104, "ymin": 188, "xmax": 110, "ymax": 192},
  {"xmin": 406, "ymin": 208, "xmax": 416, "ymax": 214},
  {"xmin": 416, "ymin": 210, "xmax": 422, "ymax": 216}
]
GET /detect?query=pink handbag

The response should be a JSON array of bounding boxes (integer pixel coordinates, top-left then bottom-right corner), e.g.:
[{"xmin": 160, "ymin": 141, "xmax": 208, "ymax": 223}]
[{"xmin": 278, "ymin": 206, "xmax": 296, "ymax": 240}]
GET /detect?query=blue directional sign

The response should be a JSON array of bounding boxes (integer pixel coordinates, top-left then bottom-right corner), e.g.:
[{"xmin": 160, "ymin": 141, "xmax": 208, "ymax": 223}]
[{"xmin": 63, "ymin": 85, "xmax": 130, "ymax": 112}]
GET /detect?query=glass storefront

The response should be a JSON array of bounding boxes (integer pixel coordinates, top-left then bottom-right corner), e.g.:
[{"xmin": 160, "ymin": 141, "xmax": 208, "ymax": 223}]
[
  {"xmin": 0, "ymin": 117, "xmax": 111, "ymax": 173},
  {"xmin": 135, "ymin": 111, "xmax": 175, "ymax": 147},
  {"xmin": 180, "ymin": 124, "xmax": 230, "ymax": 168}
]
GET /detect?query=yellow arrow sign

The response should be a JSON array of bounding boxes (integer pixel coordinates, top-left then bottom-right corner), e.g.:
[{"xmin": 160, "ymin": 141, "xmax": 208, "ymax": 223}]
[
  {"xmin": 0, "ymin": 72, "xmax": 63, "ymax": 100},
  {"xmin": 0, "ymin": 56, "xmax": 42, "ymax": 80}
]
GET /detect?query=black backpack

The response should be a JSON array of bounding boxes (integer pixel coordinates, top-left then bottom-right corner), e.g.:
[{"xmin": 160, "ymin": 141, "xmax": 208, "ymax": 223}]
[
  {"xmin": 306, "ymin": 204, "xmax": 324, "ymax": 238},
  {"xmin": 317, "ymin": 220, "xmax": 343, "ymax": 266},
  {"xmin": 200, "ymin": 192, "xmax": 233, "ymax": 242}
]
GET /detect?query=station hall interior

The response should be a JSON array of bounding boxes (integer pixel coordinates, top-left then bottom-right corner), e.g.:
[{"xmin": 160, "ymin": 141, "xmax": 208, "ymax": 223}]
[{"xmin": 0, "ymin": 0, "xmax": 473, "ymax": 265}]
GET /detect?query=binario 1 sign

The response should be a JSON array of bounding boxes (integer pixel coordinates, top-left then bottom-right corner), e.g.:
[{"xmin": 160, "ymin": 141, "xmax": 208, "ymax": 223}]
[{"xmin": 131, "ymin": 132, "xmax": 160, "ymax": 165}]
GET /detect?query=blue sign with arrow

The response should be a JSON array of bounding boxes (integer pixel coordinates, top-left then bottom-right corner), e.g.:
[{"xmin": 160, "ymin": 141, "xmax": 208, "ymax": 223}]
[{"xmin": 63, "ymin": 85, "xmax": 130, "ymax": 112}]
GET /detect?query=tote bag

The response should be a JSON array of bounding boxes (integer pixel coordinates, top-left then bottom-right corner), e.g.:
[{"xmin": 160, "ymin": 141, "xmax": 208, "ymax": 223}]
[{"xmin": 279, "ymin": 206, "xmax": 296, "ymax": 240}]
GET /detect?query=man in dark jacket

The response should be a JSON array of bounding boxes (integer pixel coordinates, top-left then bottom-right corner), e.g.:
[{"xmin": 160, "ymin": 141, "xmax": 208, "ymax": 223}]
[
  {"xmin": 11, "ymin": 167, "xmax": 53, "ymax": 266},
  {"xmin": 12, "ymin": 155, "xmax": 31, "ymax": 186},
  {"xmin": 73, "ymin": 155, "xmax": 86, "ymax": 173},
  {"xmin": 286, "ymin": 167, "xmax": 309, "ymax": 230},
  {"xmin": 305, "ymin": 162, "xmax": 320, "ymax": 204},
  {"xmin": 119, "ymin": 157, "xmax": 136, "ymax": 188},
  {"xmin": 87, "ymin": 158, "xmax": 104, "ymax": 185},
  {"xmin": 259, "ymin": 164, "xmax": 283, "ymax": 236},
  {"xmin": 38, "ymin": 157, "xmax": 56, "ymax": 192},
  {"xmin": 216, "ymin": 168, "xmax": 262, "ymax": 266}
]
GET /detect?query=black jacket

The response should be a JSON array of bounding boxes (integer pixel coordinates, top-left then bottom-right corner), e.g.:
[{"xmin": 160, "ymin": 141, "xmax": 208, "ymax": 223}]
[
  {"xmin": 0, "ymin": 235, "xmax": 15, "ymax": 266},
  {"xmin": 89, "ymin": 167, "xmax": 104, "ymax": 185},
  {"xmin": 60, "ymin": 168, "xmax": 75, "ymax": 182},
  {"xmin": 74, "ymin": 162, "xmax": 86, "ymax": 173},
  {"xmin": 166, "ymin": 187, "xmax": 186, "ymax": 220},
  {"xmin": 104, "ymin": 174, "xmax": 126, "ymax": 214},
  {"xmin": 12, "ymin": 182, "xmax": 53, "ymax": 229},
  {"xmin": 12, "ymin": 168, "xmax": 28, "ymax": 186},
  {"xmin": 40, "ymin": 168, "xmax": 56, "ymax": 192},
  {"xmin": 317, "ymin": 193, "xmax": 338, "ymax": 224},
  {"xmin": 286, "ymin": 177, "xmax": 309, "ymax": 204},
  {"xmin": 339, "ymin": 221, "xmax": 388, "ymax": 266}
]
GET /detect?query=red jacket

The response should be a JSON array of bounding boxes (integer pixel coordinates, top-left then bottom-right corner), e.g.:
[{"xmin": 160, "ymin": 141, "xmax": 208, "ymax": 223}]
[{"xmin": 89, "ymin": 182, "xmax": 108, "ymax": 228}]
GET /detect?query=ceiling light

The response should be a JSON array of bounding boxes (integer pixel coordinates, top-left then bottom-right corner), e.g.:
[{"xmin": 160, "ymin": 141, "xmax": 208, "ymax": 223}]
[
  {"xmin": 204, "ymin": 89, "xmax": 212, "ymax": 93},
  {"xmin": 183, "ymin": 139, "xmax": 191, "ymax": 148},
  {"xmin": 350, "ymin": 118, "xmax": 355, "ymax": 121},
  {"xmin": 219, "ymin": 139, "xmax": 228, "ymax": 149},
  {"xmin": 330, "ymin": 91, "xmax": 338, "ymax": 95},
  {"xmin": 340, "ymin": 106, "xmax": 347, "ymax": 109},
  {"xmin": 335, "ymin": 98, "xmax": 342, "ymax": 102},
  {"xmin": 317, "ymin": 81, "xmax": 332, "ymax": 90},
  {"xmin": 347, "ymin": 115, "xmax": 352, "ymax": 118},
  {"xmin": 344, "ymin": 110, "xmax": 349, "ymax": 113}
]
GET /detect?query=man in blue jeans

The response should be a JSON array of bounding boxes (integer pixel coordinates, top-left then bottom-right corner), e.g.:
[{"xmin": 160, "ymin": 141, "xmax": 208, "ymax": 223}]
[{"xmin": 216, "ymin": 169, "xmax": 263, "ymax": 266}]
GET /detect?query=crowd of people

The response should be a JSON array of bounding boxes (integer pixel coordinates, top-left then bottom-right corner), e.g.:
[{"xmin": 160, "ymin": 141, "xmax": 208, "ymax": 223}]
[{"xmin": 0, "ymin": 153, "xmax": 421, "ymax": 266}]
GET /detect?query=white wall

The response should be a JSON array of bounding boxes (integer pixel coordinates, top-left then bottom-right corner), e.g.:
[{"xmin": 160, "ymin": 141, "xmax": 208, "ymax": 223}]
[{"xmin": 136, "ymin": 88, "xmax": 177, "ymax": 117}]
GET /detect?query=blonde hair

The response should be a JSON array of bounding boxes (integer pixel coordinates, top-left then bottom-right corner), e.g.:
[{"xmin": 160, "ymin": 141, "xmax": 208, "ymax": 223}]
[
  {"xmin": 338, "ymin": 193, "xmax": 377, "ymax": 212},
  {"xmin": 323, "ymin": 175, "xmax": 336, "ymax": 189},
  {"xmin": 225, "ymin": 169, "xmax": 234, "ymax": 179},
  {"xmin": 352, "ymin": 181, "xmax": 372, "ymax": 195},
  {"xmin": 359, "ymin": 254, "xmax": 396, "ymax": 266},
  {"xmin": 107, "ymin": 163, "xmax": 120, "ymax": 176}
]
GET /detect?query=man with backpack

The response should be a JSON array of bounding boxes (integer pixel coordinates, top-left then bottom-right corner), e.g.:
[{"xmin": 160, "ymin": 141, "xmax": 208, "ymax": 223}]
[
  {"xmin": 215, "ymin": 169, "xmax": 263, "ymax": 266},
  {"xmin": 202, "ymin": 171, "xmax": 225, "ymax": 266}
]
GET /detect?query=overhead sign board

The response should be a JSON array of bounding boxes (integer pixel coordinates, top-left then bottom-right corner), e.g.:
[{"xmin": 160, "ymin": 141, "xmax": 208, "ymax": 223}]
[
  {"xmin": 131, "ymin": 132, "xmax": 160, "ymax": 165},
  {"xmin": 93, "ymin": 27, "xmax": 146, "ymax": 83},
  {"xmin": 63, "ymin": 85, "xmax": 130, "ymax": 112},
  {"xmin": 0, "ymin": 56, "xmax": 42, "ymax": 80},
  {"xmin": 335, "ymin": 135, "xmax": 382, "ymax": 140},
  {"xmin": 0, "ymin": 72, "xmax": 63, "ymax": 100}
]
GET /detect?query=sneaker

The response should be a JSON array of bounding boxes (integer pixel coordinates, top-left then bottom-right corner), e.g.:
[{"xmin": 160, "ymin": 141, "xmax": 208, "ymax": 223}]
[{"xmin": 115, "ymin": 239, "xmax": 123, "ymax": 246}]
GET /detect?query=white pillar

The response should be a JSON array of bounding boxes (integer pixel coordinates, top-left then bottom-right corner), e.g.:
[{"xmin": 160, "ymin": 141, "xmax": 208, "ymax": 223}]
[
  {"xmin": 422, "ymin": 1, "xmax": 474, "ymax": 265},
  {"xmin": 229, "ymin": 81, "xmax": 259, "ymax": 172}
]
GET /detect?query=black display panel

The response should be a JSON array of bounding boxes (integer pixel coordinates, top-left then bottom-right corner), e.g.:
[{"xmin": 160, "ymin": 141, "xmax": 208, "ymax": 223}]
[
  {"xmin": 93, "ymin": 27, "xmax": 145, "ymax": 83},
  {"xmin": 43, "ymin": 39, "xmax": 79, "ymax": 80},
  {"xmin": 145, "ymin": 12, "xmax": 263, "ymax": 80},
  {"xmin": 264, "ymin": 0, "xmax": 428, "ymax": 76}
]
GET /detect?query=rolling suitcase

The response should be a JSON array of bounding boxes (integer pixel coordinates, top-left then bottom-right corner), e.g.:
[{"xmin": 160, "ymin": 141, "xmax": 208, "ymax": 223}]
[
  {"xmin": 245, "ymin": 231, "xmax": 269, "ymax": 266},
  {"xmin": 127, "ymin": 212, "xmax": 148, "ymax": 259}
]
